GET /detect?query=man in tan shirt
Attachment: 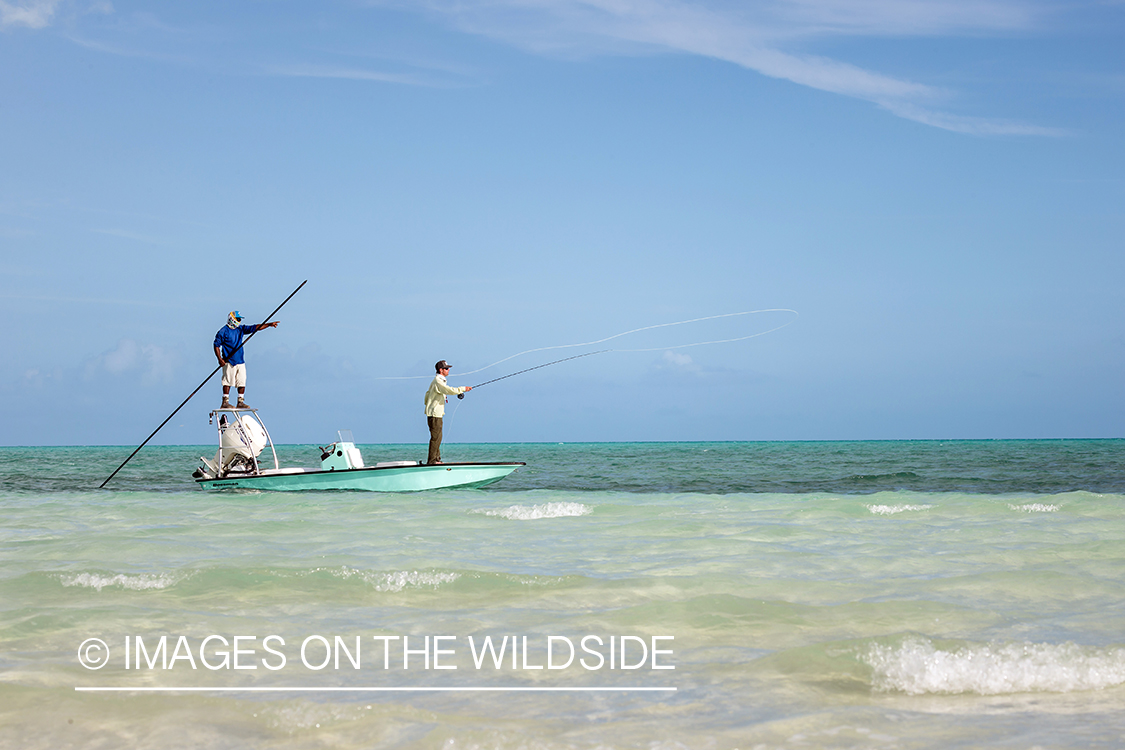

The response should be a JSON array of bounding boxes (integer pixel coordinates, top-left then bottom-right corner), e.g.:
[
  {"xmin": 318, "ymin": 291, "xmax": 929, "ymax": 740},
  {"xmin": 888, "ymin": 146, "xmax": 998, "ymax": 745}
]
[{"xmin": 424, "ymin": 360, "xmax": 472, "ymax": 464}]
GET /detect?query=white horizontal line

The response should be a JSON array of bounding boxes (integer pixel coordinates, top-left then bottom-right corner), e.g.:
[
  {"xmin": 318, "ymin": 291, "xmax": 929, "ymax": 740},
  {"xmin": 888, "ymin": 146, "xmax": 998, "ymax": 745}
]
[{"xmin": 76, "ymin": 686, "xmax": 676, "ymax": 692}]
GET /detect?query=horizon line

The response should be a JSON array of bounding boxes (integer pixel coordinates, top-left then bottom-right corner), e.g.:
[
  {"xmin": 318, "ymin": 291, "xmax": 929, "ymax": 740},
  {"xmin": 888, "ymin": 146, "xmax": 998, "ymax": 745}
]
[{"xmin": 5, "ymin": 437, "xmax": 1123, "ymax": 449}]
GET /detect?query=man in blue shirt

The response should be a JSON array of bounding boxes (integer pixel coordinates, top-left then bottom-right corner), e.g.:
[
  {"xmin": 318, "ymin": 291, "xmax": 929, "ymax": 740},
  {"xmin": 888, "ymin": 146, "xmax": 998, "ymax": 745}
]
[{"xmin": 213, "ymin": 311, "xmax": 279, "ymax": 409}]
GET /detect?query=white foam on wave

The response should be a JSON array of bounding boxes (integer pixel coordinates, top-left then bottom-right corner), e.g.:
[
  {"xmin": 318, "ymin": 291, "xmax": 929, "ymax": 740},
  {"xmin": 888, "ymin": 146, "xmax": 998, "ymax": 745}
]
[
  {"xmin": 866, "ymin": 504, "xmax": 933, "ymax": 515},
  {"xmin": 863, "ymin": 636, "xmax": 1125, "ymax": 695},
  {"xmin": 1009, "ymin": 503, "xmax": 1059, "ymax": 513},
  {"xmin": 58, "ymin": 572, "xmax": 182, "ymax": 592},
  {"xmin": 370, "ymin": 570, "xmax": 460, "ymax": 592},
  {"xmin": 474, "ymin": 502, "xmax": 592, "ymax": 521},
  {"xmin": 317, "ymin": 566, "xmax": 460, "ymax": 592}
]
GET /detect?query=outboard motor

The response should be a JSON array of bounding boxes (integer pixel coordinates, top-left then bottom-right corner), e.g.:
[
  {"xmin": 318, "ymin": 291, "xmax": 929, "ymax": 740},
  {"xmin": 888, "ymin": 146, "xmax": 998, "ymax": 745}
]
[
  {"xmin": 223, "ymin": 413, "xmax": 268, "ymax": 459},
  {"xmin": 195, "ymin": 410, "xmax": 279, "ymax": 481},
  {"xmin": 197, "ymin": 413, "xmax": 270, "ymax": 477}
]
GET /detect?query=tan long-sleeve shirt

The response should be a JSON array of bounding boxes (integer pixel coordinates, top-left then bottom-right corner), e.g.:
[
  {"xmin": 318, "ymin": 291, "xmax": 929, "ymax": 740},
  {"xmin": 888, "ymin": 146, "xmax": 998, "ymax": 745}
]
[{"xmin": 424, "ymin": 374, "xmax": 466, "ymax": 418}]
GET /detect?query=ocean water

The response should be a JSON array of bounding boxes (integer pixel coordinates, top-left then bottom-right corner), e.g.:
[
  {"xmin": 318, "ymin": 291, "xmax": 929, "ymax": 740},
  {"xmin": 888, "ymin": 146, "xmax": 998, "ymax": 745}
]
[{"xmin": 2, "ymin": 440, "xmax": 1124, "ymax": 749}]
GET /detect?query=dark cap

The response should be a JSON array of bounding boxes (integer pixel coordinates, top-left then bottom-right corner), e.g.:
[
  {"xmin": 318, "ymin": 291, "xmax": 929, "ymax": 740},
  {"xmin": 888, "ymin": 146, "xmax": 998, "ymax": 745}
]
[{"xmin": 435, "ymin": 360, "xmax": 452, "ymax": 372}]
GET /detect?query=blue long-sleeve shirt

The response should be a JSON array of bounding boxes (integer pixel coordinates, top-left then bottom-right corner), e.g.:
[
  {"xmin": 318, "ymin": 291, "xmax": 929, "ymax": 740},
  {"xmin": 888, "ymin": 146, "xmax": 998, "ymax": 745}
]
[{"xmin": 214, "ymin": 324, "xmax": 258, "ymax": 365}]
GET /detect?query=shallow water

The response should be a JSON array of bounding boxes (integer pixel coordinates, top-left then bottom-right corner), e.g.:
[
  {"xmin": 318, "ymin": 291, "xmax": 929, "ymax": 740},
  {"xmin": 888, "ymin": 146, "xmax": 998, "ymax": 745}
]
[{"xmin": 2, "ymin": 441, "xmax": 1124, "ymax": 748}]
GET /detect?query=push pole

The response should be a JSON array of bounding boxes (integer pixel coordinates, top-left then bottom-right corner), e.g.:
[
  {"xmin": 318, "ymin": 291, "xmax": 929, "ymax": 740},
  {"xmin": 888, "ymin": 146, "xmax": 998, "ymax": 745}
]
[{"xmin": 99, "ymin": 280, "xmax": 307, "ymax": 488}]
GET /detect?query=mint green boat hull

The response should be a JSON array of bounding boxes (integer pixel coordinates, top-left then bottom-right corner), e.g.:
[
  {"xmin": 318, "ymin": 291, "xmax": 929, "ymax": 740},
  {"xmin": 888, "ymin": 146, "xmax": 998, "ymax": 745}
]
[{"xmin": 197, "ymin": 462, "xmax": 523, "ymax": 492}]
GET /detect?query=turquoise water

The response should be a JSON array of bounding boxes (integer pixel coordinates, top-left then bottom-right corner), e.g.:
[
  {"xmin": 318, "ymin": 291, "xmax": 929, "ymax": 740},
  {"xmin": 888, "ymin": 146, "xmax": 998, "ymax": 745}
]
[{"xmin": 2, "ymin": 441, "xmax": 1124, "ymax": 748}]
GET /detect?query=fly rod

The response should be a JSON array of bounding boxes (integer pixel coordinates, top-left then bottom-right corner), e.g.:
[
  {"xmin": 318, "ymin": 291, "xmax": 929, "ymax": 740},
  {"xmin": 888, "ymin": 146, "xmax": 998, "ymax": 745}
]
[
  {"xmin": 99, "ymin": 279, "xmax": 307, "ymax": 488},
  {"xmin": 457, "ymin": 349, "xmax": 610, "ymax": 399}
]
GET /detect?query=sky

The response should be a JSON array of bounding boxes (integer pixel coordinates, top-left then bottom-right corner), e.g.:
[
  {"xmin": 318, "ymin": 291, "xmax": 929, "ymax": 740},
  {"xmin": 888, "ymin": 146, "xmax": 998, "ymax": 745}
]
[{"xmin": 1, "ymin": 0, "xmax": 1123, "ymax": 447}]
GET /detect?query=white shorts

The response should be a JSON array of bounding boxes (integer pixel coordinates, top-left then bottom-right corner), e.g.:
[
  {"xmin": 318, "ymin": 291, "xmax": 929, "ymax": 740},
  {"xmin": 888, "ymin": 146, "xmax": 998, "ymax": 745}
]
[{"xmin": 222, "ymin": 363, "xmax": 247, "ymax": 388}]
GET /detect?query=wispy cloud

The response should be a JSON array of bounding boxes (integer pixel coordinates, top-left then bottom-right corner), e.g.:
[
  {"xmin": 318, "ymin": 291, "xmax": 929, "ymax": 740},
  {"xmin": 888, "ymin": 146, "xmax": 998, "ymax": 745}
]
[
  {"xmin": 0, "ymin": 0, "xmax": 60, "ymax": 29},
  {"xmin": 391, "ymin": 0, "xmax": 1063, "ymax": 134},
  {"xmin": 85, "ymin": 338, "xmax": 179, "ymax": 385},
  {"xmin": 13, "ymin": 0, "xmax": 1066, "ymax": 134},
  {"xmin": 47, "ymin": 6, "xmax": 478, "ymax": 88},
  {"xmin": 658, "ymin": 349, "xmax": 702, "ymax": 374},
  {"xmin": 261, "ymin": 63, "xmax": 449, "ymax": 88},
  {"xmin": 880, "ymin": 101, "xmax": 1066, "ymax": 136},
  {"xmin": 64, "ymin": 32, "xmax": 191, "ymax": 64}
]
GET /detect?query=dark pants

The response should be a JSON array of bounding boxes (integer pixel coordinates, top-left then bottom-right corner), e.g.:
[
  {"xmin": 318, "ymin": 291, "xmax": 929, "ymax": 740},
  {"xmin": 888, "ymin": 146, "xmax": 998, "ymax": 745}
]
[{"xmin": 427, "ymin": 416, "xmax": 443, "ymax": 464}]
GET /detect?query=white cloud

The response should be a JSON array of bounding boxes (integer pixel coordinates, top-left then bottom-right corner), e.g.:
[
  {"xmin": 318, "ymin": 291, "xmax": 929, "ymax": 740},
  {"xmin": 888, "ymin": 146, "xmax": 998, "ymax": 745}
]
[
  {"xmin": 394, "ymin": 0, "xmax": 1059, "ymax": 134},
  {"xmin": 663, "ymin": 350, "xmax": 693, "ymax": 367},
  {"xmin": 658, "ymin": 350, "xmax": 702, "ymax": 374},
  {"xmin": 0, "ymin": 0, "xmax": 59, "ymax": 28},
  {"xmin": 1, "ymin": 0, "xmax": 112, "ymax": 29},
  {"xmin": 880, "ymin": 100, "xmax": 1069, "ymax": 136},
  {"xmin": 15, "ymin": 0, "xmax": 1063, "ymax": 134},
  {"xmin": 88, "ymin": 339, "xmax": 178, "ymax": 385}
]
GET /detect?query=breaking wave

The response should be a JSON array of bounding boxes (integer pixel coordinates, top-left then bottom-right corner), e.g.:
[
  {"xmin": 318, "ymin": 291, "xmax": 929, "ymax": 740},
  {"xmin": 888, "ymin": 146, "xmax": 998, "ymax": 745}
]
[
  {"xmin": 57, "ymin": 572, "xmax": 184, "ymax": 592},
  {"xmin": 308, "ymin": 567, "xmax": 460, "ymax": 592},
  {"xmin": 862, "ymin": 636, "xmax": 1125, "ymax": 695},
  {"xmin": 865, "ymin": 504, "xmax": 934, "ymax": 515},
  {"xmin": 474, "ymin": 502, "xmax": 592, "ymax": 521}
]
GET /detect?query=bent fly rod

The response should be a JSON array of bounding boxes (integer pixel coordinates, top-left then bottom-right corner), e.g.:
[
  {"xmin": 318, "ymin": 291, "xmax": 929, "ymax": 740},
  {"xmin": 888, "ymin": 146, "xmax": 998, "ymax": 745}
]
[
  {"xmin": 457, "ymin": 349, "xmax": 610, "ymax": 399},
  {"xmin": 99, "ymin": 280, "xmax": 307, "ymax": 488},
  {"xmin": 452, "ymin": 308, "xmax": 801, "ymax": 400}
]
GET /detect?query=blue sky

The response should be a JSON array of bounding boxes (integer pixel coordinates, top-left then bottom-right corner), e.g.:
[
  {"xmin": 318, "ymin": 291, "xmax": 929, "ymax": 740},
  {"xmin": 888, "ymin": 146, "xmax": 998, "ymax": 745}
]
[{"xmin": 1, "ymin": 0, "xmax": 1122, "ymax": 446}]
